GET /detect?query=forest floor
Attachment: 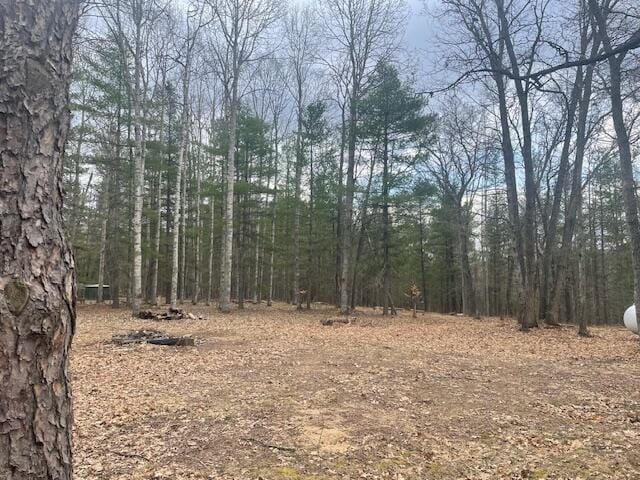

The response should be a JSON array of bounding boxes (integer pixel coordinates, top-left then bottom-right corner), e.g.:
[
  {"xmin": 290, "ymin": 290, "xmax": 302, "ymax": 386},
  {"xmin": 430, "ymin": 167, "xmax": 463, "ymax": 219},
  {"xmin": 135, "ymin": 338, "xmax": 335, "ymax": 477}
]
[{"xmin": 72, "ymin": 302, "xmax": 640, "ymax": 480}]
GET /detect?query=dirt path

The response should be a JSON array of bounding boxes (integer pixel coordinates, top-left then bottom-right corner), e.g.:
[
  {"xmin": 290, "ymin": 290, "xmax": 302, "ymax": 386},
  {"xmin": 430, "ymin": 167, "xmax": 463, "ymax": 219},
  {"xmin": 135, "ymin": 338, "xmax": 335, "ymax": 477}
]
[{"xmin": 72, "ymin": 303, "xmax": 640, "ymax": 479}]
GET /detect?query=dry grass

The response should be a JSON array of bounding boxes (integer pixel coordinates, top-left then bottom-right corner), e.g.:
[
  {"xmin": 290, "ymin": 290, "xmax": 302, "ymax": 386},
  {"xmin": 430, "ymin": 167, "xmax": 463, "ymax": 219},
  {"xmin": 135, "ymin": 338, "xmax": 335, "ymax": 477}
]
[{"xmin": 72, "ymin": 303, "xmax": 640, "ymax": 479}]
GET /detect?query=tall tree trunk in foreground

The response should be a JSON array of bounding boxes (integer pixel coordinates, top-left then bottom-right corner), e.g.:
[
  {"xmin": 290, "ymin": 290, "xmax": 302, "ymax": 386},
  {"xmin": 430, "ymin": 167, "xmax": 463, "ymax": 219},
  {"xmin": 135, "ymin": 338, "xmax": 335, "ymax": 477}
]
[{"xmin": 0, "ymin": 1, "xmax": 79, "ymax": 478}]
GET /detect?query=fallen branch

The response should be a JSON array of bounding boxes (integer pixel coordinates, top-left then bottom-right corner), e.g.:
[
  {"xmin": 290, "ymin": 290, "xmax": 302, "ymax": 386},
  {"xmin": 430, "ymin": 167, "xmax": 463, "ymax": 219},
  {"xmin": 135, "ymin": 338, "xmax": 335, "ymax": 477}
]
[
  {"xmin": 321, "ymin": 317, "xmax": 354, "ymax": 326},
  {"xmin": 112, "ymin": 329, "xmax": 195, "ymax": 346},
  {"xmin": 136, "ymin": 308, "xmax": 201, "ymax": 321}
]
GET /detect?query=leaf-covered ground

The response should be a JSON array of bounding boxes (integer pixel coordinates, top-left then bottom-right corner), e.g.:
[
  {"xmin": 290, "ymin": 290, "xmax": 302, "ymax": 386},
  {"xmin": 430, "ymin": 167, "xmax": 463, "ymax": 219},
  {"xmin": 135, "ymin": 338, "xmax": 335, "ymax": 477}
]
[{"xmin": 72, "ymin": 303, "xmax": 640, "ymax": 479}]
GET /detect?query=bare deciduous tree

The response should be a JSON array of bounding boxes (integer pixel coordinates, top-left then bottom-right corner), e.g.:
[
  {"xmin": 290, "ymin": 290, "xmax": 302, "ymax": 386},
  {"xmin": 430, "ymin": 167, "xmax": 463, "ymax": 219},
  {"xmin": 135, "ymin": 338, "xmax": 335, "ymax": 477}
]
[
  {"xmin": 323, "ymin": 0, "xmax": 404, "ymax": 314},
  {"xmin": 285, "ymin": 4, "xmax": 316, "ymax": 310},
  {"xmin": 206, "ymin": 0, "xmax": 281, "ymax": 312}
]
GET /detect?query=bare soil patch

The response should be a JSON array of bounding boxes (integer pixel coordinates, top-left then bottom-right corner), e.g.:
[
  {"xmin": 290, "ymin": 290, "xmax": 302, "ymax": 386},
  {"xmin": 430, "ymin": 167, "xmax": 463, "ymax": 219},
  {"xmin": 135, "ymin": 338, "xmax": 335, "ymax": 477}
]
[{"xmin": 72, "ymin": 303, "xmax": 640, "ymax": 479}]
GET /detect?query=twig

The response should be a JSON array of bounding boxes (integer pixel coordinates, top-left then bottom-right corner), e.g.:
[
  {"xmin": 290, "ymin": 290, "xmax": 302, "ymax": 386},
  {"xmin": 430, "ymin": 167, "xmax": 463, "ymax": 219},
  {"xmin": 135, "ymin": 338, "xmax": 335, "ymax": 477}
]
[
  {"xmin": 105, "ymin": 450, "xmax": 150, "ymax": 462},
  {"xmin": 241, "ymin": 437, "xmax": 296, "ymax": 452}
]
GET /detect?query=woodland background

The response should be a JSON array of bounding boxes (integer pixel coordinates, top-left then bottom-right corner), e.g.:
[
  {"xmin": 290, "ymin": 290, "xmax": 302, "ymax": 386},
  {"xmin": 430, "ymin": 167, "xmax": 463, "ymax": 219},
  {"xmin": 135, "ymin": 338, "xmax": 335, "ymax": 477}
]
[{"xmin": 65, "ymin": 0, "xmax": 640, "ymax": 330}]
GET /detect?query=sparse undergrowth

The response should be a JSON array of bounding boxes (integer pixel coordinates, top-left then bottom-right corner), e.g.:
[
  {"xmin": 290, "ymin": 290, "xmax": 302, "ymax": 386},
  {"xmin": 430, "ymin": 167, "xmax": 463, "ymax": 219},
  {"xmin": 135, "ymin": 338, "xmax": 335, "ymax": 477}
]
[{"xmin": 72, "ymin": 303, "xmax": 640, "ymax": 479}]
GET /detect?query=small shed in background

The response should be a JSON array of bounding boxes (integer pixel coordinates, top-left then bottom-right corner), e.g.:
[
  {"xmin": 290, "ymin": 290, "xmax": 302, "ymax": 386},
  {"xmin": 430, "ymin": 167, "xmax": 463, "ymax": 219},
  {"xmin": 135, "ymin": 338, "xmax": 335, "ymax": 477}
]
[{"xmin": 79, "ymin": 284, "xmax": 110, "ymax": 301}]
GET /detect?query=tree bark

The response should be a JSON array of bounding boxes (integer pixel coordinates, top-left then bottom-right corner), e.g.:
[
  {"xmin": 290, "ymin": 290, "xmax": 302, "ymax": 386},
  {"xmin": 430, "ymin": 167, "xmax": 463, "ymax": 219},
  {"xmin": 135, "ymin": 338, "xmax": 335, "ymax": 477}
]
[{"xmin": 0, "ymin": 1, "xmax": 79, "ymax": 478}]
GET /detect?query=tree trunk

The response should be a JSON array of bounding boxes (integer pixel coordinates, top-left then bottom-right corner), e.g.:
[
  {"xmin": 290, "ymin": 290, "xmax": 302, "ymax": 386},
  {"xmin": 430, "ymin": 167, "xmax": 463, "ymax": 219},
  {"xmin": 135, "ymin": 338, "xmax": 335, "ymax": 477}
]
[
  {"xmin": 69, "ymin": 86, "xmax": 87, "ymax": 246},
  {"xmin": 238, "ymin": 146, "xmax": 252, "ymax": 309},
  {"xmin": 307, "ymin": 143, "xmax": 315, "ymax": 309},
  {"xmin": 598, "ymin": 184, "xmax": 610, "ymax": 323},
  {"xmin": 149, "ymin": 75, "xmax": 167, "ymax": 306},
  {"xmin": 207, "ymin": 193, "xmax": 216, "ymax": 305},
  {"xmin": 252, "ymin": 214, "xmax": 261, "ymax": 303},
  {"xmin": 419, "ymin": 203, "xmax": 428, "ymax": 312},
  {"xmin": 219, "ymin": 83, "xmax": 238, "ymax": 313},
  {"xmin": 577, "ymin": 200, "xmax": 589, "ymax": 336},
  {"xmin": 456, "ymin": 202, "xmax": 476, "ymax": 316},
  {"xmin": 351, "ymin": 145, "xmax": 377, "ymax": 310},
  {"xmin": 0, "ymin": 1, "xmax": 79, "ymax": 478},
  {"xmin": 340, "ymin": 88, "xmax": 359, "ymax": 314},
  {"xmin": 149, "ymin": 169, "xmax": 162, "ymax": 305},
  {"xmin": 267, "ymin": 122, "xmax": 279, "ymax": 307},
  {"xmin": 293, "ymin": 97, "xmax": 303, "ymax": 310},
  {"xmin": 335, "ymin": 106, "xmax": 346, "ymax": 306},
  {"xmin": 170, "ymin": 55, "xmax": 191, "ymax": 310},
  {"xmin": 193, "ymin": 125, "xmax": 202, "ymax": 305},
  {"xmin": 540, "ymin": 71, "xmax": 582, "ymax": 323},
  {"xmin": 485, "ymin": 0, "xmax": 535, "ymax": 329},
  {"xmin": 130, "ymin": 12, "xmax": 146, "ymax": 316},
  {"xmin": 98, "ymin": 180, "xmax": 109, "ymax": 304},
  {"xmin": 589, "ymin": 0, "xmax": 640, "ymax": 335},
  {"xmin": 179, "ymin": 160, "xmax": 187, "ymax": 304},
  {"xmin": 382, "ymin": 129, "xmax": 391, "ymax": 315},
  {"xmin": 549, "ymin": 40, "xmax": 597, "ymax": 324},
  {"xmin": 170, "ymin": 128, "xmax": 185, "ymax": 308}
]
